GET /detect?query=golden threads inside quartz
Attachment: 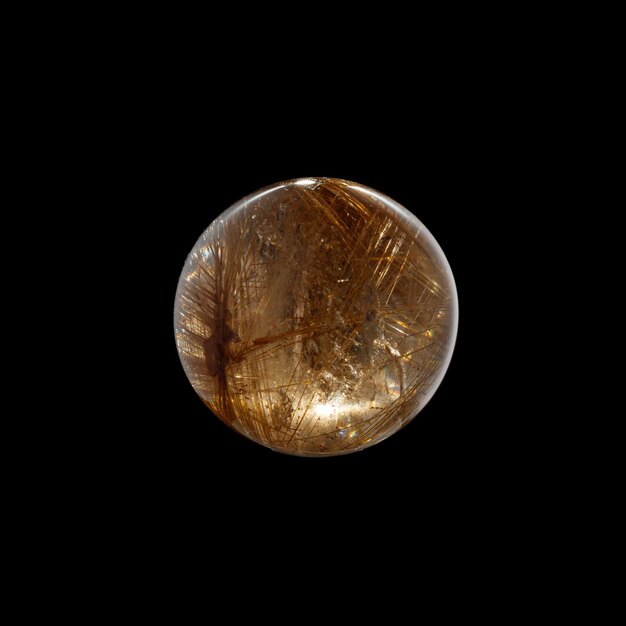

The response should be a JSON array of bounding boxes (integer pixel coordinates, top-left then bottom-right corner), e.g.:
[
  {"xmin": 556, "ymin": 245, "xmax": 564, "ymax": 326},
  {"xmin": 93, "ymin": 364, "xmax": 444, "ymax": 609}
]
[{"xmin": 174, "ymin": 178, "xmax": 457, "ymax": 456}]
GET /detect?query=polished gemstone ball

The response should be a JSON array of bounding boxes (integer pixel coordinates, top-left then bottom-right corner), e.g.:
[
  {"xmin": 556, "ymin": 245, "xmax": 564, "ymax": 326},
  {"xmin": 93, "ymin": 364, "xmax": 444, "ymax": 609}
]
[{"xmin": 174, "ymin": 178, "xmax": 457, "ymax": 456}]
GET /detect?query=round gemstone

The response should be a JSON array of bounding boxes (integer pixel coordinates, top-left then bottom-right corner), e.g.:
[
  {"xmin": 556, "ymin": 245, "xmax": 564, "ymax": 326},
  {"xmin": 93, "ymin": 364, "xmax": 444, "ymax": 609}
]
[{"xmin": 174, "ymin": 178, "xmax": 458, "ymax": 456}]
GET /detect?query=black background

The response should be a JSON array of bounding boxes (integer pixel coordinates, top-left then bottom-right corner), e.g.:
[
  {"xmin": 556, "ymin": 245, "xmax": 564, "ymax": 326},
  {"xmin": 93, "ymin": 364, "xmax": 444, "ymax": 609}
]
[
  {"xmin": 94, "ymin": 46, "xmax": 534, "ymax": 536},
  {"xmin": 39, "ymin": 49, "xmax": 556, "ymax": 596},
  {"xmin": 23, "ymin": 18, "xmax": 569, "ymax": 601}
]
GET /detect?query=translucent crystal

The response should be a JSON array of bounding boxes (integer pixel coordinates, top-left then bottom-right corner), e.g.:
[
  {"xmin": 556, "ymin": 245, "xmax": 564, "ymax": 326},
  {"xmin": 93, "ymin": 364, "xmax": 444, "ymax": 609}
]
[{"xmin": 174, "ymin": 178, "xmax": 458, "ymax": 456}]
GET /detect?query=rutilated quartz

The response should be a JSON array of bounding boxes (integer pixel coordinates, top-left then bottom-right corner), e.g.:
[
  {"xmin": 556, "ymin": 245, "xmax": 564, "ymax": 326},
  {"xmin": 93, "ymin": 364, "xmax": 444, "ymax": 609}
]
[{"xmin": 174, "ymin": 178, "xmax": 458, "ymax": 456}]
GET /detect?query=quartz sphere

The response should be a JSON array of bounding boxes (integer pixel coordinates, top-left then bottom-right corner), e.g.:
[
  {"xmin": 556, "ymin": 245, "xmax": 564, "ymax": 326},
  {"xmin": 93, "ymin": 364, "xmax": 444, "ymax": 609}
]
[{"xmin": 174, "ymin": 178, "xmax": 458, "ymax": 456}]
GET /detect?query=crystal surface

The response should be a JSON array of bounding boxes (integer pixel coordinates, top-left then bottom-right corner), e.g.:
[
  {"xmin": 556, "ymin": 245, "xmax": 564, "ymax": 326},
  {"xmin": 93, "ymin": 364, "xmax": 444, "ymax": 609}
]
[{"xmin": 174, "ymin": 178, "xmax": 458, "ymax": 456}]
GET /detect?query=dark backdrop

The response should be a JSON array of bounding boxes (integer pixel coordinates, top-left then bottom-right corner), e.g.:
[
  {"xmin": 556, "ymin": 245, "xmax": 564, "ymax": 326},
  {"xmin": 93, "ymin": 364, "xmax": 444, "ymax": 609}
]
[{"xmin": 35, "ymin": 20, "xmax": 555, "ymax": 595}]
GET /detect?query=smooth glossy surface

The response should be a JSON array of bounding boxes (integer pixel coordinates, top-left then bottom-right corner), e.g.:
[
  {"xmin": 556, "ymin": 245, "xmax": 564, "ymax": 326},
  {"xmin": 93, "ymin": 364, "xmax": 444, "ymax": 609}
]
[{"xmin": 174, "ymin": 178, "xmax": 457, "ymax": 456}]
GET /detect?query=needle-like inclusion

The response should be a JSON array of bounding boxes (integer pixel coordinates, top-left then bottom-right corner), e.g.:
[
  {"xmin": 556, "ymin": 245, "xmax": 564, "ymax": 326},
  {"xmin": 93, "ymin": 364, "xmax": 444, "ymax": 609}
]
[{"xmin": 174, "ymin": 178, "xmax": 458, "ymax": 456}]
